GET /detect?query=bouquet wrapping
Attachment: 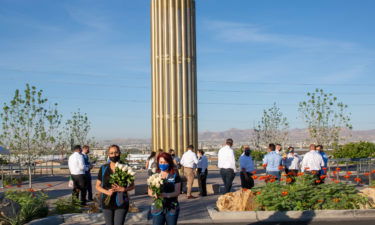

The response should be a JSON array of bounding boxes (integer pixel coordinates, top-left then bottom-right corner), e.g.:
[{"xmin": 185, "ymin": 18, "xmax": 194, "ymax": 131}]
[
  {"xmin": 147, "ymin": 173, "xmax": 164, "ymax": 209},
  {"xmin": 104, "ymin": 162, "xmax": 136, "ymax": 206}
]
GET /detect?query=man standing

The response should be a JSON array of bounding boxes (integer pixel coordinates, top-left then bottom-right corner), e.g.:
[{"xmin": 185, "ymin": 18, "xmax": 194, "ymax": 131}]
[
  {"xmin": 316, "ymin": 145, "xmax": 328, "ymax": 182},
  {"xmin": 239, "ymin": 145, "xmax": 255, "ymax": 189},
  {"xmin": 218, "ymin": 138, "xmax": 236, "ymax": 193},
  {"xmin": 263, "ymin": 144, "xmax": 282, "ymax": 180},
  {"xmin": 197, "ymin": 150, "xmax": 208, "ymax": 197},
  {"xmin": 68, "ymin": 145, "xmax": 87, "ymax": 205},
  {"xmin": 169, "ymin": 149, "xmax": 181, "ymax": 169},
  {"xmin": 301, "ymin": 144, "xmax": 324, "ymax": 179},
  {"xmin": 180, "ymin": 145, "xmax": 198, "ymax": 199},
  {"xmin": 82, "ymin": 145, "xmax": 93, "ymax": 202}
]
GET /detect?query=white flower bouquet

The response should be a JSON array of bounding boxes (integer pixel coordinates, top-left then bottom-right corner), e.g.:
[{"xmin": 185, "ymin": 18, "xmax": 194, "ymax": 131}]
[
  {"xmin": 104, "ymin": 162, "xmax": 136, "ymax": 205},
  {"xmin": 147, "ymin": 173, "xmax": 164, "ymax": 209}
]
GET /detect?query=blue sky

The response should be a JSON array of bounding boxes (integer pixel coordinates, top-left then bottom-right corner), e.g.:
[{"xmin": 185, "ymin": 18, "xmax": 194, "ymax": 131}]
[{"xmin": 0, "ymin": 0, "xmax": 375, "ymax": 139}]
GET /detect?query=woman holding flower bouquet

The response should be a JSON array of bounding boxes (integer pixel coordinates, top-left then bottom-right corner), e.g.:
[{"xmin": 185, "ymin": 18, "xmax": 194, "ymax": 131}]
[
  {"xmin": 96, "ymin": 145, "xmax": 135, "ymax": 225},
  {"xmin": 148, "ymin": 152, "xmax": 181, "ymax": 225}
]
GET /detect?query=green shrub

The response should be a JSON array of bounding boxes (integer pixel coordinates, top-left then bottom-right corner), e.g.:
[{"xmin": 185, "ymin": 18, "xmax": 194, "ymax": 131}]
[
  {"xmin": 235, "ymin": 148, "xmax": 266, "ymax": 162},
  {"xmin": 3, "ymin": 176, "xmax": 28, "ymax": 186},
  {"xmin": 333, "ymin": 141, "xmax": 375, "ymax": 159},
  {"xmin": 4, "ymin": 190, "xmax": 49, "ymax": 224},
  {"xmin": 54, "ymin": 196, "xmax": 82, "ymax": 215},
  {"xmin": 252, "ymin": 174, "xmax": 369, "ymax": 211}
]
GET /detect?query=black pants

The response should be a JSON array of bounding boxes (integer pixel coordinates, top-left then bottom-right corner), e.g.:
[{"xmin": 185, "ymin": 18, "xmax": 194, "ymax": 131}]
[
  {"xmin": 240, "ymin": 172, "xmax": 254, "ymax": 189},
  {"xmin": 85, "ymin": 172, "xmax": 93, "ymax": 201},
  {"xmin": 103, "ymin": 208, "xmax": 128, "ymax": 225},
  {"xmin": 71, "ymin": 174, "xmax": 87, "ymax": 205},
  {"xmin": 197, "ymin": 168, "xmax": 207, "ymax": 196},
  {"xmin": 220, "ymin": 168, "xmax": 235, "ymax": 194}
]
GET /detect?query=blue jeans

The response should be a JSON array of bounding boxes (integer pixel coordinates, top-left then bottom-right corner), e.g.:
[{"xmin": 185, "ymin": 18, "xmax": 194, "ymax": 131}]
[
  {"xmin": 220, "ymin": 168, "xmax": 235, "ymax": 193},
  {"xmin": 152, "ymin": 208, "xmax": 180, "ymax": 225},
  {"xmin": 267, "ymin": 171, "xmax": 281, "ymax": 180}
]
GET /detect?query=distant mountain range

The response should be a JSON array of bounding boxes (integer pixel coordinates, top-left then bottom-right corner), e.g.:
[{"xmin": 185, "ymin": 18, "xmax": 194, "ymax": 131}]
[{"xmin": 100, "ymin": 128, "xmax": 375, "ymax": 145}]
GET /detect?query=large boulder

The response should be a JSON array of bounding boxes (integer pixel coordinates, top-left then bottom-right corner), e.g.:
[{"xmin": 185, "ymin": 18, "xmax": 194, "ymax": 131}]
[
  {"xmin": 216, "ymin": 189, "xmax": 258, "ymax": 211},
  {"xmin": 360, "ymin": 188, "xmax": 375, "ymax": 209},
  {"xmin": 0, "ymin": 193, "xmax": 21, "ymax": 219}
]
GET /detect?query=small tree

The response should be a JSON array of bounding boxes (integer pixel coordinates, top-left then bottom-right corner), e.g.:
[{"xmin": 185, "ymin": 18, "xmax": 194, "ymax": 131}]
[
  {"xmin": 66, "ymin": 109, "xmax": 96, "ymax": 147},
  {"xmin": 299, "ymin": 89, "xmax": 352, "ymax": 147},
  {"xmin": 333, "ymin": 142, "xmax": 375, "ymax": 159},
  {"xmin": 252, "ymin": 103, "xmax": 289, "ymax": 149},
  {"xmin": 0, "ymin": 84, "xmax": 59, "ymax": 187}
]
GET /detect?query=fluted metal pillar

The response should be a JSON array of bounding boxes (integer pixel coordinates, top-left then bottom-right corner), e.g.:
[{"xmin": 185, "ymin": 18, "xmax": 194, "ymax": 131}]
[{"xmin": 151, "ymin": 0, "xmax": 198, "ymax": 157}]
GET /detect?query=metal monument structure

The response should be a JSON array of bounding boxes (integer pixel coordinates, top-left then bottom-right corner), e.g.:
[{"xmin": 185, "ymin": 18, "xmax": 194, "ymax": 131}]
[{"xmin": 150, "ymin": 0, "xmax": 198, "ymax": 156}]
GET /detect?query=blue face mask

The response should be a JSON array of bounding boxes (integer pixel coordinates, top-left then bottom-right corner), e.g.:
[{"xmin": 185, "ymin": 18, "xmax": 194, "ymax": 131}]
[{"xmin": 159, "ymin": 164, "xmax": 169, "ymax": 171}]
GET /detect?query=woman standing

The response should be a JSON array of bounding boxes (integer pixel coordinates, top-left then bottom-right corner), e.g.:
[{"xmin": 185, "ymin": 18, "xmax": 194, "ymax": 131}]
[
  {"xmin": 146, "ymin": 151, "xmax": 157, "ymax": 176},
  {"xmin": 148, "ymin": 152, "xmax": 181, "ymax": 225},
  {"xmin": 96, "ymin": 145, "xmax": 135, "ymax": 225}
]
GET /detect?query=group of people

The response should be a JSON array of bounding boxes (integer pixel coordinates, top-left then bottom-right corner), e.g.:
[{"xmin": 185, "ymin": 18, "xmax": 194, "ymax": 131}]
[
  {"xmin": 68, "ymin": 145, "xmax": 93, "ymax": 206},
  {"xmin": 68, "ymin": 139, "xmax": 329, "ymax": 225}
]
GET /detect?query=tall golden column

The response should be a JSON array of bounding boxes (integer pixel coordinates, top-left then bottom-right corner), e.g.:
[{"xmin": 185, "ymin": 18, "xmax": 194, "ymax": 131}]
[{"xmin": 151, "ymin": 0, "xmax": 198, "ymax": 156}]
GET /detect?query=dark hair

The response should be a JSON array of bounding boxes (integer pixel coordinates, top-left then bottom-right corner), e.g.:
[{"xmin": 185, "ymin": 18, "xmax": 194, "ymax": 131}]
[
  {"xmin": 158, "ymin": 149, "xmax": 164, "ymax": 153},
  {"xmin": 269, "ymin": 143, "xmax": 276, "ymax": 151},
  {"xmin": 148, "ymin": 151, "xmax": 156, "ymax": 160},
  {"xmin": 169, "ymin": 149, "xmax": 175, "ymax": 154},
  {"xmin": 316, "ymin": 145, "xmax": 323, "ymax": 150},
  {"xmin": 226, "ymin": 138, "xmax": 233, "ymax": 146},
  {"xmin": 288, "ymin": 146, "xmax": 294, "ymax": 151},
  {"xmin": 156, "ymin": 152, "xmax": 175, "ymax": 174},
  {"xmin": 107, "ymin": 144, "xmax": 121, "ymax": 154},
  {"xmin": 187, "ymin": 145, "xmax": 194, "ymax": 150},
  {"xmin": 82, "ymin": 145, "xmax": 89, "ymax": 150},
  {"xmin": 197, "ymin": 150, "xmax": 205, "ymax": 155},
  {"xmin": 73, "ymin": 145, "xmax": 82, "ymax": 152}
]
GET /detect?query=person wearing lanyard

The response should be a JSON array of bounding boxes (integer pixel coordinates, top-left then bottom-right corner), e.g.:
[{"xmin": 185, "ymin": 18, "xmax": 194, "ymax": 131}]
[
  {"xmin": 148, "ymin": 152, "xmax": 181, "ymax": 225},
  {"xmin": 96, "ymin": 145, "xmax": 135, "ymax": 225},
  {"xmin": 239, "ymin": 145, "xmax": 255, "ymax": 189},
  {"xmin": 197, "ymin": 150, "xmax": 208, "ymax": 197}
]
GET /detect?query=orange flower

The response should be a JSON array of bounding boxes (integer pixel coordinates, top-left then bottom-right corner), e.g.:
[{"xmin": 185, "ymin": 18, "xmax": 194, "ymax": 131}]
[
  {"xmin": 354, "ymin": 178, "xmax": 362, "ymax": 183},
  {"xmin": 5, "ymin": 185, "xmax": 12, "ymax": 188},
  {"xmin": 46, "ymin": 184, "xmax": 53, "ymax": 187},
  {"xmin": 280, "ymin": 178, "xmax": 285, "ymax": 181},
  {"xmin": 282, "ymin": 173, "xmax": 288, "ymax": 177},
  {"xmin": 344, "ymin": 175, "xmax": 350, "ymax": 179},
  {"xmin": 269, "ymin": 178, "xmax": 276, "ymax": 183},
  {"xmin": 305, "ymin": 167, "xmax": 310, "ymax": 170},
  {"xmin": 346, "ymin": 171, "xmax": 352, "ymax": 175},
  {"xmin": 371, "ymin": 170, "xmax": 375, "ymax": 174},
  {"xmin": 332, "ymin": 198, "xmax": 340, "ymax": 203},
  {"xmin": 315, "ymin": 180, "xmax": 321, "ymax": 184},
  {"xmin": 311, "ymin": 171, "xmax": 317, "ymax": 175},
  {"xmin": 252, "ymin": 175, "xmax": 258, "ymax": 179},
  {"xmin": 17, "ymin": 184, "xmax": 22, "ymax": 188},
  {"xmin": 335, "ymin": 167, "xmax": 341, "ymax": 171},
  {"xmin": 252, "ymin": 170, "xmax": 257, "ymax": 174},
  {"xmin": 27, "ymin": 188, "xmax": 35, "ymax": 192},
  {"xmin": 287, "ymin": 172, "xmax": 293, "ymax": 176},
  {"xmin": 320, "ymin": 175, "xmax": 327, "ymax": 179},
  {"xmin": 317, "ymin": 199, "xmax": 323, "ymax": 203},
  {"xmin": 256, "ymin": 191, "xmax": 261, "ymax": 195},
  {"xmin": 262, "ymin": 164, "xmax": 267, "ymax": 168},
  {"xmin": 278, "ymin": 166, "xmax": 284, "ymax": 170},
  {"xmin": 364, "ymin": 172, "xmax": 370, "ymax": 176},
  {"xmin": 297, "ymin": 172, "xmax": 304, "ymax": 176},
  {"xmin": 286, "ymin": 178, "xmax": 293, "ymax": 183},
  {"xmin": 322, "ymin": 167, "xmax": 327, "ymax": 171},
  {"xmin": 259, "ymin": 176, "xmax": 266, "ymax": 180},
  {"xmin": 281, "ymin": 191, "xmax": 288, "ymax": 196},
  {"xmin": 334, "ymin": 180, "xmax": 340, "ymax": 184}
]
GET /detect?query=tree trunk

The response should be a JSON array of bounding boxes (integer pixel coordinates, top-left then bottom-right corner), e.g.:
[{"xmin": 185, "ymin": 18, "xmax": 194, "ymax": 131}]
[{"xmin": 28, "ymin": 165, "xmax": 32, "ymax": 188}]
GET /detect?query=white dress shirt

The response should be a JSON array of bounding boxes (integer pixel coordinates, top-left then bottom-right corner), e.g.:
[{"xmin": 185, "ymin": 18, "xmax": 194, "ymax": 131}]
[
  {"xmin": 197, "ymin": 155, "xmax": 208, "ymax": 172},
  {"xmin": 301, "ymin": 150, "xmax": 324, "ymax": 172},
  {"xmin": 284, "ymin": 153, "xmax": 301, "ymax": 170},
  {"xmin": 180, "ymin": 150, "xmax": 198, "ymax": 168},
  {"xmin": 218, "ymin": 145, "xmax": 237, "ymax": 172},
  {"xmin": 239, "ymin": 154, "xmax": 254, "ymax": 172},
  {"xmin": 68, "ymin": 151, "xmax": 86, "ymax": 175}
]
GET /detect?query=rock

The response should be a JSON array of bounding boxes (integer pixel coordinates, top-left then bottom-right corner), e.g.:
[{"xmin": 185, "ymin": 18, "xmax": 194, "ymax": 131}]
[
  {"xmin": 360, "ymin": 188, "xmax": 375, "ymax": 209},
  {"xmin": 216, "ymin": 189, "xmax": 258, "ymax": 211},
  {"xmin": 0, "ymin": 193, "xmax": 21, "ymax": 219}
]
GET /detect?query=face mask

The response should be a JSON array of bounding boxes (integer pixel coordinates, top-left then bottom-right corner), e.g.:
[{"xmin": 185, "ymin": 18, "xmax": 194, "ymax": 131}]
[
  {"xmin": 159, "ymin": 164, "xmax": 169, "ymax": 171},
  {"xmin": 244, "ymin": 150, "xmax": 251, "ymax": 156},
  {"xmin": 109, "ymin": 156, "xmax": 120, "ymax": 163}
]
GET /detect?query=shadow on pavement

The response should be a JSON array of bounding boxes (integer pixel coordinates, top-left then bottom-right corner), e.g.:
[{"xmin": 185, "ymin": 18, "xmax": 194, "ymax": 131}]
[{"xmin": 247, "ymin": 210, "xmax": 316, "ymax": 225}]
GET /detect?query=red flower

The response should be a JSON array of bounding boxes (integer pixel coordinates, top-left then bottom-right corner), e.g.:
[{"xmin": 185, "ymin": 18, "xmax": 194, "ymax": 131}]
[
  {"xmin": 278, "ymin": 166, "xmax": 284, "ymax": 170},
  {"xmin": 334, "ymin": 180, "xmax": 340, "ymax": 184},
  {"xmin": 297, "ymin": 172, "xmax": 304, "ymax": 176},
  {"xmin": 282, "ymin": 173, "xmax": 288, "ymax": 177},
  {"xmin": 317, "ymin": 199, "xmax": 323, "ymax": 203},
  {"xmin": 371, "ymin": 170, "xmax": 375, "ymax": 174},
  {"xmin": 286, "ymin": 178, "xmax": 293, "ymax": 183},
  {"xmin": 315, "ymin": 180, "xmax": 321, "ymax": 184},
  {"xmin": 27, "ymin": 188, "xmax": 35, "ymax": 192},
  {"xmin": 252, "ymin": 175, "xmax": 258, "ymax": 179},
  {"xmin": 311, "ymin": 171, "xmax": 317, "ymax": 175},
  {"xmin": 344, "ymin": 175, "xmax": 350, "ymax": 179},
  {"xmin": 320, "ymin": 175, "xmax": 327, "ymax": 179},
  {"xmin": 336, "ymin": 167, "xmax": 341, "ymax": 171},
  {"xmin": 364, "ymin": 172, "xmax": 370, "ymax": 176},
  {"xmin": 333, "ymin": 171, "xmax": 337, "ymax": 175},
  {"xmin": 269, "ymin": 178, "xmax": 276, "ymax": 183},
  {"xmin": 281, "ymin": 191, "xmax": 288, "ymax": 196},
  {"xmin": 259, "ymin": 176, "xmax": 267, "ymax": 180},
  {"xmin": 354, "ymin": 178, "xmax": 362, "ymax": 183},
  {"xmin": 17, "ymin": 184, "xmax": 22, "ymax": 188},
  {"xmin": 322, "ymin": 167, "xmax": 327, "ymax": 171},
  {"xmin": 46, "ymin": 184, "xmax": 53, "ymax": 187},
  {"xmin": 255, "ymin": 191, "xmax": 261, "ymax": 195},
  {"xmin": 262, "ymin": 164, "xmax": 267, "ymax": 168},
  {"xmin": 346, "ymin": 171, "xmax": 352, "ymax": 175},
  {"xmin": 287, "ymin": 172, "xmax": 293, "ymax": 175}
]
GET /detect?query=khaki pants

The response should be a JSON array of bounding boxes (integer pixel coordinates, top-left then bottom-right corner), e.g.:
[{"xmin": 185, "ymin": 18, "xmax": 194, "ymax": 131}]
[{"xmin": 183, "ymin": 167, "xmax": 195, "ymax": 196}]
